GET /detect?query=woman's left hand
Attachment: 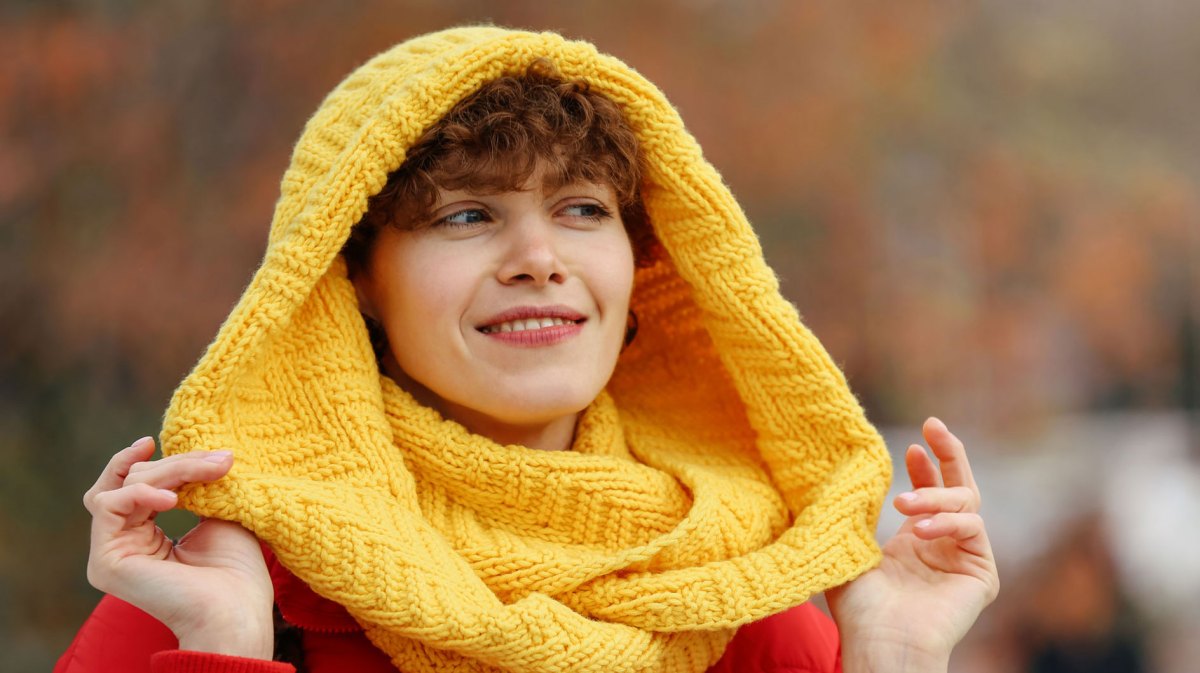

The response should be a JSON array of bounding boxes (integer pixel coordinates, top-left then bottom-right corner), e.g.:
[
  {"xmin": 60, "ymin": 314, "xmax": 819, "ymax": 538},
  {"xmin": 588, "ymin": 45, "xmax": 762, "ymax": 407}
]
[{"xmin": 826, "ymin": 417, "xmax": 1000, "ymax": 672}]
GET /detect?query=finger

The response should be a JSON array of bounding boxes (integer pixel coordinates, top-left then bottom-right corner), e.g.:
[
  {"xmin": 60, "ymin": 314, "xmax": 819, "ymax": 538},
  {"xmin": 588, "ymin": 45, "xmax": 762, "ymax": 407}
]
[
  {"xmin": 912, "ymin": 512, "xmax": 993, "ymax": 558},
  {"xmin": 905, "ymin": 443, "xmax": 942, "ymax": 490},
  {"xmin": 122, "ymin": 451, "xmax": 234, "ymax": 491},
  {"xmin": 125, "ymin": 449, "xmax": 235, "ymax": 474},
  {"xmin": 91, "ymin": 482, "xmax": 179, "ymax": 536},
  {"xmin": 124, "ymin": 450, "xmax": 237, "ymax": 483},
  {"xmin": 894, "ymin": 485, "xmax": 980, "ymax": 515},
  {"xmin": 84, "ymin": 437, "xmax": 157, "ymax": 513},
  {"xmin": 922, "ymin": 417, "xmax": 979, "ymax": 492},
  {"xmin": 87, "ymin": 484, "xmax": 177, "ymax": 592}
]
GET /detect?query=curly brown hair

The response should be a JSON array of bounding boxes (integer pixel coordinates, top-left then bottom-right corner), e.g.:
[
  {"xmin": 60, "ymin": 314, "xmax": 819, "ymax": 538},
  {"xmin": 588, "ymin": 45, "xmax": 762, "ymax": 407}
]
[{"xmin": 342, "ymin": 59, "xmax": 659, "ymax": 275}]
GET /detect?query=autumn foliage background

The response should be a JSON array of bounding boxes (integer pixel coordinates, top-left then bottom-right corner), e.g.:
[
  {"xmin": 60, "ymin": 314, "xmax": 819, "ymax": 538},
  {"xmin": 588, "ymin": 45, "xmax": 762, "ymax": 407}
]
[{"xmin": 3, "ymin": 2, "xmax": 1198, "ymax": 672}]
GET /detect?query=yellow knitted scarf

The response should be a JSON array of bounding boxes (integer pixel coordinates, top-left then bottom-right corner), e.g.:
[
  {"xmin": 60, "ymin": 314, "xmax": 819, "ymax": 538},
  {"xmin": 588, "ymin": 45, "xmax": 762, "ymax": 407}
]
[{"xmin": 162, "ymin": 26, "xmax": 891, "ymax": 673}]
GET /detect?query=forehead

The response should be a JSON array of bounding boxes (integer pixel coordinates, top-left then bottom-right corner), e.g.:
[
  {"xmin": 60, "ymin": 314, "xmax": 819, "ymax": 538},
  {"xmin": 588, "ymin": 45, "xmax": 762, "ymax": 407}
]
[{"xmin": 431, "ymin": 169, "xmax": 618, "ymax": 206}]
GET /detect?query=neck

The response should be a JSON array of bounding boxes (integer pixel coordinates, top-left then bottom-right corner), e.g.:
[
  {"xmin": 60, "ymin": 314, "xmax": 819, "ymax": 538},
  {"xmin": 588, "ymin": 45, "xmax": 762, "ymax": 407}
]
[
  {"xmin": 381, "ymin": 353, "xmax": 579, "ymax": 452},
  {"xmin": 439, "ymin": 403, "xmax": 579, "ymax": 452}
]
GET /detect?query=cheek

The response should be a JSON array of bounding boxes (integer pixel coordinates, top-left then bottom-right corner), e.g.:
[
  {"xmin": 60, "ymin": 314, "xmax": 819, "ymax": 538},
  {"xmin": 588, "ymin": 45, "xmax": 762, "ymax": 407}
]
[
  {"xmin": 372, "ymin": 240, "xmax": 474, "ymax": 340},
  {"xmin": 392, "ymin": 254, "xmax": 472, "ymax": 329},
  {"xmin": 594, "ymin": 237, "xmax": 636, "ymax": 312}
]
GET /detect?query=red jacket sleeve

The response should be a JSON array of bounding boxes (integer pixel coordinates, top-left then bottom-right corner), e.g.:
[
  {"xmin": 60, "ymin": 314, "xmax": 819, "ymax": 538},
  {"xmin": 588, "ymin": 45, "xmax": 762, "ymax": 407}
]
[
  {"xmin": 148, "ymin": 651, "xmax": 294, "ymax": 673},
  {"xmin": 707, "ymin": 603, "xmax": 843, "ymax": 673},
  {"xmin": 54, "ymin": 595, "xmax": 292, "ymax": 673}
]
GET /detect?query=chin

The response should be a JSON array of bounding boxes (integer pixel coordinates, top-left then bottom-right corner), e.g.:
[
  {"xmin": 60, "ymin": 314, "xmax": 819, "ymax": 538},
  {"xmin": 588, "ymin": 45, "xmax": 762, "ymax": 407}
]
[{"xmin": 476, "ymin": 381, "xmax": 600, "ymax": 426}]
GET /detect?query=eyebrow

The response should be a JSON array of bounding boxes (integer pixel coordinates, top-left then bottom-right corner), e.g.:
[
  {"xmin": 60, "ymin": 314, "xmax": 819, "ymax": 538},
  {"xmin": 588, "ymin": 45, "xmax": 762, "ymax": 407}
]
[{"xmin": 432, "ymin": 180, "xmax": 614, "ymax": 206}]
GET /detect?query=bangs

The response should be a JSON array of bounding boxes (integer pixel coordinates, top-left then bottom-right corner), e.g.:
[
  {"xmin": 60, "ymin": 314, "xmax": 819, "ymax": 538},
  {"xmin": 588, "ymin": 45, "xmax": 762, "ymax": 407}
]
[
  {"xmin": 391, "ymin": 60, "xmax": 642, "ymax": 225},
  {"xmin": 344, "ymin": 60, "xmax": 658, "ymax": 273},
  {"xmin": 397, "ymin": 141, "xmax": 640, "ymax": 225}
]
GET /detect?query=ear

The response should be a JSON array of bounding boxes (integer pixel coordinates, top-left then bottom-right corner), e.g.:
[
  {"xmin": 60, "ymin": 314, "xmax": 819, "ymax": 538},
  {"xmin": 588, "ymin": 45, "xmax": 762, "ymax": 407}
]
[{"xmin": 349, "ymin": 269, "xmax": 379, "ymax": 321}]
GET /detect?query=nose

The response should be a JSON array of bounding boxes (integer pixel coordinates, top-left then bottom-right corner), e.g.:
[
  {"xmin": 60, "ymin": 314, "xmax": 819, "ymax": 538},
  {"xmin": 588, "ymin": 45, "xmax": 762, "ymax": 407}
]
[{"xmin": 495, "ymin": 215, "xmax": 567, "ymax": 286}]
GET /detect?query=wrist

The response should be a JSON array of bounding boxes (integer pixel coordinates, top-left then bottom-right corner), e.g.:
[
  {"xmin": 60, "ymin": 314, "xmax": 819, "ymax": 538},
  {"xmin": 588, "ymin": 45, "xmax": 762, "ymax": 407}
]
[
  {"xmin": 839, "ymin": 626, "xmax": 951, "ymax": 673},
  {"xmin": 174, "ymin": 610, "xmax": 274, "ymax": 660},
  {"xmin": 177, "ymin": 635, "xmax": 273, "ymax": 660}
]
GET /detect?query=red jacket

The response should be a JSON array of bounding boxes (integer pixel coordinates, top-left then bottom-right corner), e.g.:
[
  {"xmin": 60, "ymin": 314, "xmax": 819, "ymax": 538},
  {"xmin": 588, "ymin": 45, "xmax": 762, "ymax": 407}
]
[{"xmin": 56, "ymin": 548, "xmax": 842, "ymax": 673}]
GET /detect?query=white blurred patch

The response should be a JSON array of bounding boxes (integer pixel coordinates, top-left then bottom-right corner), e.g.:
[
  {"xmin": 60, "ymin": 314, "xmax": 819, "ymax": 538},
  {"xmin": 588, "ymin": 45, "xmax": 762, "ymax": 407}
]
[{"xmin": 877, "ymin": 411, "xmax": 1200, "ymax": 622}]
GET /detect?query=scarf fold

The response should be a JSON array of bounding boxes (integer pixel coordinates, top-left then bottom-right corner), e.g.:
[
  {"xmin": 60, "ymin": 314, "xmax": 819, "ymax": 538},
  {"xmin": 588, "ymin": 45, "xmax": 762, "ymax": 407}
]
[{"xmin": 162, "ymin": 26, "xmax": 892, "ymax": 673}]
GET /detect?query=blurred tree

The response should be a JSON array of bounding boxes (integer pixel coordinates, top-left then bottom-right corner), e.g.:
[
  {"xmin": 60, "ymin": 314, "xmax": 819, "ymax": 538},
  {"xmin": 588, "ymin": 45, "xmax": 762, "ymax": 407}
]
[{"xmin": 2, "ymin": 1, "xmax": 1197, "ymax": 670}]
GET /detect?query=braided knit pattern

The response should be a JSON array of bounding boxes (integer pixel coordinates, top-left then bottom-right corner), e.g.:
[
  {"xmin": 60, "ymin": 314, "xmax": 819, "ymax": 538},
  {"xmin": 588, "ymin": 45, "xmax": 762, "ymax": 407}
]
[{"xmin": 161, "ymin": 27, "xmax": 892, "ymax": 673}]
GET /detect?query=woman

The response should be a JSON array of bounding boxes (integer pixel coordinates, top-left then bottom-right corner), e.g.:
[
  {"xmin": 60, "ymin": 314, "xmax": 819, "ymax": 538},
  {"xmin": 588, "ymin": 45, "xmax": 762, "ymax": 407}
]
[{"xmin": 59, "ymin": 27, "xmax": 998, "ymax": 673}]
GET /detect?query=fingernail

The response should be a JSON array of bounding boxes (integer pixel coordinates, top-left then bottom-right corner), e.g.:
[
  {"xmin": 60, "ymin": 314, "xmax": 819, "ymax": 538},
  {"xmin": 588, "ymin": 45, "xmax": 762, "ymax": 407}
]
[
  {"xmin": 130, "ymin": 436, "xmax": 153, "ymax": 448},
  {"xmin": 897, "ymin": 492, "xmax": 919, "ymax": 503},
  {"xmin": 157, "ymin": 489, "xmax": 177, "ymax": 499},
  {"xmin": 203, "ymin": 451, "xmax": 233, "ymax": 463},
  {"xmin": 915, "ymin": 519, "xmax": 933, "ymax": 528}
]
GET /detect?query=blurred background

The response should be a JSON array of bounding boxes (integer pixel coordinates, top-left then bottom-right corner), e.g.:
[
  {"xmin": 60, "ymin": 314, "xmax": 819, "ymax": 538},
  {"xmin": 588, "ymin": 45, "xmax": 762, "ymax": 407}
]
[{"xmin": 2, "ymin": 1, "xmax": 1197, "ymax": 671}]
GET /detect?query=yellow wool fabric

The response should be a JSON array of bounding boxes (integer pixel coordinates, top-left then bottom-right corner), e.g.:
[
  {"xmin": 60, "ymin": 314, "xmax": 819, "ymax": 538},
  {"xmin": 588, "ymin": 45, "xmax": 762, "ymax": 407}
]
[{"xmin": 162, "ymin": 26, "xmax": 892, "ymax": 673}]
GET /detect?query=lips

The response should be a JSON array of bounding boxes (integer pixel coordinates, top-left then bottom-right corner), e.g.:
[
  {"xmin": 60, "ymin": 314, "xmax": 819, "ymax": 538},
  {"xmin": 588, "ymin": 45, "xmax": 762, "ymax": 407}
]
[
  {"xmin": 475, "ymin": 305, "xmax": 587, "ymax": 334},
  {"xmin": 475, "ymin": 305, "xmax": 587, "ymax": 346},
  {"xmin": 480, "ymin": 316, "xmax": 581, "ymax": 334}
]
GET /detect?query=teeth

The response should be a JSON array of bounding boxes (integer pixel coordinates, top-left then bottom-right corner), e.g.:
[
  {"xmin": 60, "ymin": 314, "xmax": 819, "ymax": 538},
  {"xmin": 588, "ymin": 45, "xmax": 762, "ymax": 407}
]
[{"xmin": 483, "ymin": 317, "xmax": 575, "ymax": 333}]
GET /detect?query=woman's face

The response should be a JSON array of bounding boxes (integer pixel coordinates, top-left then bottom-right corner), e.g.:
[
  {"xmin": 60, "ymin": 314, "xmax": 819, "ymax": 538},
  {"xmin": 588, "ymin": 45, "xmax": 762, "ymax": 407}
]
[{"xmin": 353, "ymin": 165, "xmax": 635, "ymax": 440}]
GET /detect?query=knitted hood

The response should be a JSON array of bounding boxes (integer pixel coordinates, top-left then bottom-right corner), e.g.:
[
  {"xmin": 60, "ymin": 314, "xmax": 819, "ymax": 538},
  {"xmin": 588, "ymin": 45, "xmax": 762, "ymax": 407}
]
[{"xmin": 162, "ymin": 26, "xmax": 891, "ymax": 673}]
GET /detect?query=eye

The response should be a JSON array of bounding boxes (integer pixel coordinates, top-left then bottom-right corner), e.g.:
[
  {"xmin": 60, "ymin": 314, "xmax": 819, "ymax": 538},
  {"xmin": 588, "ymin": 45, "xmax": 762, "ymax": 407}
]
[
  {"xmin": 435, "ymin": 208, "xmax": 491, "ymax": 228},
  {"xmin": 561, "ymin": 203, "xmax": 612, "ymax": 221}
]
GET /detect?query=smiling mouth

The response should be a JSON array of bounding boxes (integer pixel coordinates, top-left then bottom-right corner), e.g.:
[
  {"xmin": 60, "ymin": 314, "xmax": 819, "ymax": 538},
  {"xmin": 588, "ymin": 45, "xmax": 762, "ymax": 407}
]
[{"xmin": 478, "ymin": 317, "xmax": 584, "ymax": 334}]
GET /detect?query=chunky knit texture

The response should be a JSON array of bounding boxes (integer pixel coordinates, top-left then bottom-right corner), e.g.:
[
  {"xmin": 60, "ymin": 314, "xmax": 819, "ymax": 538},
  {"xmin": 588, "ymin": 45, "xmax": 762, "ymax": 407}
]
[{"xmin": 161, "ymin": 26, "xmax": 892, "ymax": 673}]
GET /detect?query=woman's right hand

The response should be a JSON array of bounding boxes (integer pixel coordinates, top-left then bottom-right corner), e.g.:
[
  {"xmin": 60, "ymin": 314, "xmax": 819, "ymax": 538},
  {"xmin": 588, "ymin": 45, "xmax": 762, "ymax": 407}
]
[{"xmin": 83, "ymin": 436, "xmax": 274, "ymax": 659}]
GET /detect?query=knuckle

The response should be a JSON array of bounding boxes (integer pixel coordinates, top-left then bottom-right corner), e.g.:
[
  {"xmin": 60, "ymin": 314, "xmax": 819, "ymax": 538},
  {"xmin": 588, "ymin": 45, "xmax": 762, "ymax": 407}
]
[
  {"xmin": 956, "ymin": 486, "xmax": 979, "ymax": 512},
  {"xmin": 107, "ymin": 444, "xmax": 138, "ymax": 468},
  {"xmin": 125, "ymin": 469, "xmax": 162, "ymax": 489},
  {"xmin": 91, "ymin": 484, "xmax": 112, "ymax": 506},
  {"xmin": 175, "ymin": 461, "xmax": 205, "ymax": 478},
  {"xmin": 916, "ymin": 486, "xmax": 940, "ymax": 499},
  {"xmin": 103, "ymin": 452, "xmax": 125, "ymax": 472},
  {"xmin": 91, "ymin": 489, "xmax": 113, "ymax": 510},
  {"xmin": 129, "ymin": 482, "xmax": 159, "ymax": 497},
  {"xmin": 126, "ymin": 460, "xmax": 153, "ymax": 475}
]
